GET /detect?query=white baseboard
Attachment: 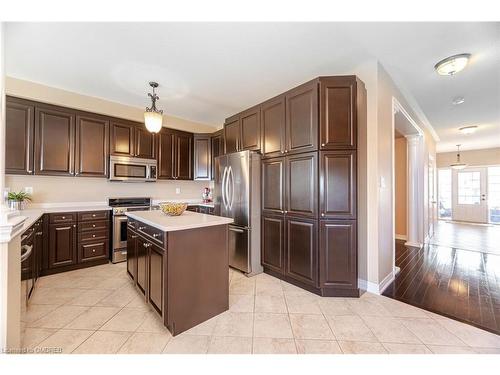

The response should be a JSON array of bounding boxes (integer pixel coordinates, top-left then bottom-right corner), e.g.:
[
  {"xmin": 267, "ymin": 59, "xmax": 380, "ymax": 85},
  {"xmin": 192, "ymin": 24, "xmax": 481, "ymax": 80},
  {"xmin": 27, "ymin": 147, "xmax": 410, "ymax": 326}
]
[
  {"xmin": 405, "ymin": 241, "xmax": 422, "ymax": 248},
  {"xmin": 395, "ymin": 234, "xmax": 407, "ymax": 241},
  {"xmin": 358, "ymin": 269, "xmax": 396, "ymax": 295}
]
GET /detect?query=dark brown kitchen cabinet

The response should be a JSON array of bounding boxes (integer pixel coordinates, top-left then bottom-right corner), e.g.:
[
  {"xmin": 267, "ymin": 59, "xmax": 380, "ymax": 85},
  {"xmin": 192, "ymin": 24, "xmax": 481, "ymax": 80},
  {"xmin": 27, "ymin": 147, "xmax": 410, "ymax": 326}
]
[
  {"xmin": 5, "ymin": 97, "xmax": 35, "ymax": 175},
  {"xmin": 320, "ymin": 76, "xmax": 361, "ymax": 150},
  {"xmin": 285, "ymin": 80, "xmax": 318, "ymax": 155},
  {"xmin": 34, "ymin": 105, "xmax": 75, "ymax": 176},
  {"xmin": 34, "ymin": 218, "xmax": 44, "ymax": 281},
  {"xmin": 261, "ymin": 215, "xmax": 284, "ymax": 274},
  {"xmin": 127, "ymin": 229, "xmax": 138, "ymax": 281},
  {"xmin": 157, "ymin": 127, "xmax": 175, "ymax": 179},
  {"xmin": 194, "ymin": 135, "xmax": 211, "ymax": 180},
  {"xmin": 320, "ymin": 220, "xmax": 357, "ymax": 292},
  {"xmin": 148, "ymin": 243, "xmax": 164, "ymax": 315},
  {"xmin": 136, "ymin": 239, "xmax": 148, "ymax": 296},
  {"xmin": 175, "ymin": 131, "xmax": 193, "ymax": 180},
  {"xmin": 135, "ymin": 126, "xmax": 156, "ymax": 159},
  {"xmin": 261, "ymin": 95, "xmax": 286, "ymax": 158},
  {"xmin": 210, "ymin": 130, "xmax": 223, "ymax": 179},
  {"xmin": 48, "ymin": 222, "xmax": 77, "ymax": 269},
  {"xmin": 75, "ymin": 113, "xmax": 109, "ymax": 177},
  {"xmin": 285, "ymin": 217, "xmax": 318, "ymax": 287},
  {"xmin": 285, "ymin": 152, "xmax": 318, "ymax": 218},
  {"xmin": 110, "ymin": 120, "xmax": 135, "ymax": 157},
  {"xmin": 224, "ymin": 116, "xmax": 240, "ymax": 154},
  {"xmin": 262, "ymin": 157, "xmax": 285, "ymax": 215},
  {"xmin": 240, "ymin": 106, "xmax": 261, "ymax": 151},
  {"xmin": 320, "ymin": 151, "xmax": 356, "ymax": 219}
]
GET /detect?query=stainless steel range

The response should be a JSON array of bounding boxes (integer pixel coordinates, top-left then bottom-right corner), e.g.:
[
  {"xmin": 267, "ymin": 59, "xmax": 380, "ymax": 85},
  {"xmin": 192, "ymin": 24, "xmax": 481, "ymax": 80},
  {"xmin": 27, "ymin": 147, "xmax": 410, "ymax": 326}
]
[{"xmin": 108, "ymin": 197, "xmax": 152, "ymax": 263}]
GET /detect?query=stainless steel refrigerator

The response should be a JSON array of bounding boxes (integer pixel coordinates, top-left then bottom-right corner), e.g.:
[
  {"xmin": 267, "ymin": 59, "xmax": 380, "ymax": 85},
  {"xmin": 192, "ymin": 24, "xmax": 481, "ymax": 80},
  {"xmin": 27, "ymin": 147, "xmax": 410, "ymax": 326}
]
[{"xmin": 214, "ymin": 150, "xmax": 263, "ymax": 276}]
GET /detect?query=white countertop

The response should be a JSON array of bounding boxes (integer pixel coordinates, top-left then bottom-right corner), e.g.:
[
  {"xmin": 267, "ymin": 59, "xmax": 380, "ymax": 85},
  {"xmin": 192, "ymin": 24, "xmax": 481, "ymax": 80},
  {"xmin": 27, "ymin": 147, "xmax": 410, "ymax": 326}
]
[
  {"xmin": 125, "ymin": 210, "xmax": 233, "ymax": 232},
  {"xmin": 152, "ymin": 199, "xmax": 215, "ymax": 208}
]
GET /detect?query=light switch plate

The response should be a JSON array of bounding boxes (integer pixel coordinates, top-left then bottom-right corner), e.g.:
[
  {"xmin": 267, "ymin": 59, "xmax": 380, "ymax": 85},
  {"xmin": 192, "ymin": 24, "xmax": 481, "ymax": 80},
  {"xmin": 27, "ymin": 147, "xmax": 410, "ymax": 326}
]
[
  {"xmin": 175, "ymin": 187, "xmax": 181, "ymax": 194},
  {"xmin": 24, "ymin": 187, "xmax": 33, "ymax": 194}
]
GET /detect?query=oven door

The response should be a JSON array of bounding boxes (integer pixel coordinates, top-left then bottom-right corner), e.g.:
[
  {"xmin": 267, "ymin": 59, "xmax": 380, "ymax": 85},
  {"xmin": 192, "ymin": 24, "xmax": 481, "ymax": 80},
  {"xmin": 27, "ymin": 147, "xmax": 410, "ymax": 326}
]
[{"xmin": 113, "ymin": 215, "xmax": 128, "ymax": 250}]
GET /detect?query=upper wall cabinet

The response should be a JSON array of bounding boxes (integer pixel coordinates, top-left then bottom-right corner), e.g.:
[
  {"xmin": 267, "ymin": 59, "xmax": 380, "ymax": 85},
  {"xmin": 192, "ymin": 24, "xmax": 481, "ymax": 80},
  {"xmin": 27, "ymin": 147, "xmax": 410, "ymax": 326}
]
[
  {"xmin": 285, "ymin": 80, "xmax": 318, "ymax": 155},
  {"xmin": 175, "ymin": 131, "xmax": 193, "ymax": 180},
  {"xmin": 319, "ymin": 76, "xmax": 360, "ymax": 150},
  {"xmin": 75, "ymin": 113, "xmax": 109, "ymax": 177},
  {"xmin": 193, "ymin": 134, "xmax": 211, "ymax": 180},
  {"xmin": 224, "ymin": 115, "xmax": 240, "ymax": 154},
  {"xmin": 261, "ymin": 95, "xmax": 286, "ymax": 158},
  {"xmin": 223, "ymin": 106, "xmax": 261, "ymax": 154},
  {"xmin": 157, "ymin": 128, "xmax": 192, "ymax": 180},
  {"xmin": 34, "ymin": 105, "xmax": 76, "ymax": 176},
  {"xmin": 5, "ymin": 97, "xmax": 35, "ymax": 175},
  {"xmin": 210, "ymin": 130, "xmax": 223, "ymax": 179},
  {"xmin": 110, "ymin": 120, "xmax": 155, "ymax": 159},
  {"xmin": 157, "ymin": 127, "xmax": 175, "ymax": 179}
]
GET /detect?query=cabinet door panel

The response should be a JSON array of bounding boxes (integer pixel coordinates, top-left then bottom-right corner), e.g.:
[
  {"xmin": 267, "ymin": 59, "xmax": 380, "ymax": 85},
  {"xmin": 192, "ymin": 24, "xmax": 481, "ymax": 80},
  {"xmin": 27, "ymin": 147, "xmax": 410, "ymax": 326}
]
[
  {"xmin": 35, "ymin": 106, "xmax": 75, "ymax": 176},
  {"xmin": 320, "ymin": 220, "xmax": 357, "ymax": 289},
  {"xmin": 285, "ymin": 81, "xmax": 318, "ymax": 154},
  {"xmin": 285, "ymin": 217, "xmax": 318, "ymax": 287},
  {"xmin": 320, "ymin": 151, "xmax": 356, "ymax": 219},
  {"xmin": 157, "ymin": 128, "xmax": 175, "ymax": 179},
  {"xmin": 127, "ymin": 231, "xmax": 138, "ymax": 281},
  {"xmin": 285, "ymin": 152, "xmax": 318, "ymax": 218},
  {"xmin": 75, "ymin": 114, "xmax": 109, "ymax": 177},
  {"xmin": 261, "ymin": 96, "xmax": 286, "ymax": 157},
  {"xmin": 136, "ymin": 240, "xmax": 148, "ymax": 295},
  {"xmin": 135, "ymin": 126, "xmax": 155, "ymax": 159},
  {"xmin": 48, "ymin": 224, "xmax": 77, "ymax": 269},
  {"xmin": 5, "ymin": 98, "xmax": 34, "ymax": 175},
  {"xmin": 261, "ymin": 215, "xmax": 284, "ymax": 273},
  {"xmin": 176, "ymin": 132, "xmax": 193, "ymax": 180},
  {"xmin": 194, "ymin": 135, "xmax": 211, "ymax": 180},
  {"xmin": 210, "ymin": 130, "xmax": 223, "ymax": 179},
  {"xmin": 262, "ymin": 157, "xmax": 285, "ymax": 215},
  {"xmin": 78, "ymin": 240, "xmax": 108, "ymax": 263},
  {"xmin": 320, "ymin": 77, "xmax": 356, "ymax": 149},
  {"xmin": 240, "ymin": 107, "xmax": 260, "ymax": 151},
  {"xmin": 148, "ymin": 244, "xmax": 164, "ymax": 315},
  {"xmin": 110, "ymin": 121, "xmax": 135, "ymax": 156},
  {"xmin": 224, "ymin": 117, "xmax": 240, "ymax": 153}
]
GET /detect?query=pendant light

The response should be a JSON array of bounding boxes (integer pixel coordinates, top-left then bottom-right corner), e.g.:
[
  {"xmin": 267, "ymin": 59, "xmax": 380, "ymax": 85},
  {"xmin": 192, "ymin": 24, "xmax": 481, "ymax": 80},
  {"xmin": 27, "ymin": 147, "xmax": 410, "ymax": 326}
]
[
  {"xmin": 144, "ymin": 81, "xmax": 163, "ymax": 133},
  {"xmin": 450, "ymin": 144, "xmax": 467, "ymax": 170}
]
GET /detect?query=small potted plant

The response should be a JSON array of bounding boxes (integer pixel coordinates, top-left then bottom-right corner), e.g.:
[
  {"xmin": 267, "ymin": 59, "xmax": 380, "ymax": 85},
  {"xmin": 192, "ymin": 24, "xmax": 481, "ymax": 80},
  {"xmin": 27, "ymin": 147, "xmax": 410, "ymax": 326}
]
[{"xmin": 7, "ymin": 191, "xmax": 32, "ymax": 210}]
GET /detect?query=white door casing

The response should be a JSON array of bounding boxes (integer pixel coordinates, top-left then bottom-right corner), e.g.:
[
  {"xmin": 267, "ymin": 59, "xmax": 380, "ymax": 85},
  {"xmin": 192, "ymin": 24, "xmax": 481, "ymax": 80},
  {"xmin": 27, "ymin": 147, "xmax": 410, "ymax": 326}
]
[{"xmin": 452, "ymin": 167, "xmax": 488, "ymax": 223}]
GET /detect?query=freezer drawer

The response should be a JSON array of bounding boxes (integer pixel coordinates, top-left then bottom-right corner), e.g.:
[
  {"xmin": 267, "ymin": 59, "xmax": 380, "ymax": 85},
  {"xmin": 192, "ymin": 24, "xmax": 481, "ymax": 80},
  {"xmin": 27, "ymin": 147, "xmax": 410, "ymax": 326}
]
[{"xmin": 228, "ymin": 225, "xmax": 250, "ymax": 273}]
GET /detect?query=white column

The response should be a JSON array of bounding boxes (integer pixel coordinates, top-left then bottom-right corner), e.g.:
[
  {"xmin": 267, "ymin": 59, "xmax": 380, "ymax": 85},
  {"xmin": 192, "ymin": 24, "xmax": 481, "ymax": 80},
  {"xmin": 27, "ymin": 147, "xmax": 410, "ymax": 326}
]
[{"xmin": 405, "ymin": 134, "xmax": 423, "ymax": 248}]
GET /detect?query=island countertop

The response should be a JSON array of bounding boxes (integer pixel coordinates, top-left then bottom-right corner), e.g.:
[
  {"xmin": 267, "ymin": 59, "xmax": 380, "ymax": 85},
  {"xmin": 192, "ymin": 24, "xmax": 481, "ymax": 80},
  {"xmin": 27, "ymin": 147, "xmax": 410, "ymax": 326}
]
[{"xmin": 125, "ymin": 210, "xmax": 233, "ymax": 232}]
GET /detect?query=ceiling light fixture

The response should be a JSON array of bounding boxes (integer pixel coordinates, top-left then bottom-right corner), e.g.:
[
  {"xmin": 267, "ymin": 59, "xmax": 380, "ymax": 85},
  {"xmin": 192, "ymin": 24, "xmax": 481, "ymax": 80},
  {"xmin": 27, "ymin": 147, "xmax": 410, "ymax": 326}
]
[
  {"xmin": 450, "ymin": 144, "xmax": 467, "ymax": 170},
  {"xmin": 452, "ymin": 96, "xmax": 465, "ymax": 105},
  {"xmin": 459, "ymin": 125, "xmax": 478, "ymax": 135},
  {"xmin": 434, "ymin": 53, "xmax": 471, "ymax": 76},
  {"xmin": 144, "ymin": 82, "xmax": 163, "ymax": 133}
]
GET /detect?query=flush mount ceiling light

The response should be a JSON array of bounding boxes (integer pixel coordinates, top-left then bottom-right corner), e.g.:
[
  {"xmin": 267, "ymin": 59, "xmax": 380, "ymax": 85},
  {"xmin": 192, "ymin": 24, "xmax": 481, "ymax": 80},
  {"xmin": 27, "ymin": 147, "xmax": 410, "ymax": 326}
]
[
  {"xmin": 459, "ymin": 125, "xmax": 478, "ymax": 135},
  {"xmin": 434, "ymin": 53, "xmax": 471, "ymax": 76},
  {"xmin": 450, "ymin": 144, "xmax": 467, "ymax": 170},
  {"xmin": 452, "ymin": 96, "xmax": 465, "ymax": 105},
  {"xmin": 144, "ymin": 82, "xmax": 163, "ymax": 133}
]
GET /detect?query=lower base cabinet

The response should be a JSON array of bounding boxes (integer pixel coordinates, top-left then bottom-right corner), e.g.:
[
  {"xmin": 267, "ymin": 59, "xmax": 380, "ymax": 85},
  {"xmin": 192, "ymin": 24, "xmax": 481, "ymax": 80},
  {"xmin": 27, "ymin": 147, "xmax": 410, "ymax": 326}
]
[
  {"xmin": 127, "ymin": 230, "xmax": 138, "ymax": 280},
  {"xmin": 261, "ymin": 214, "xmax": 358, "ymax": 296},
  {"xmin": 136, "ymin": 238, "xmax": 148, "ymax": 296},
  {"xmin": 48, "ymin": 223, "xmax": 77, "ymax": 269},
  {"xmin": 148, "ymin": 243, "xmax": 164, "ymax": 315}
]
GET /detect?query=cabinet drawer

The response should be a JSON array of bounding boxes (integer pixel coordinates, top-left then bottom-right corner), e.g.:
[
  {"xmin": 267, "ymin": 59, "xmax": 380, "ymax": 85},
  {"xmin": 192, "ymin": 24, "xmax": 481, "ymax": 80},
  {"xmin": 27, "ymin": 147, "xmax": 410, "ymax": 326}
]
[
  {"xmin": 79, "ymin": 220, "xmax": 109, "ymax": 232},
  {"xmin": 137, "ymin": 224, "xmax": 165, "ymax": 246},
  {"xmin": 79, "ymin": 240, "xmax": 108, "ymax": 263},
  {"xmin": 78, "ymin": 229, "xmax": 108, "ymax": 242},
  {"xmin": 49, "ymin": 212, "xmax": 77, "ymax": 224},
  {"xmin": 78, "ymin": 210, "xmax": 109, "ymax": 222}
]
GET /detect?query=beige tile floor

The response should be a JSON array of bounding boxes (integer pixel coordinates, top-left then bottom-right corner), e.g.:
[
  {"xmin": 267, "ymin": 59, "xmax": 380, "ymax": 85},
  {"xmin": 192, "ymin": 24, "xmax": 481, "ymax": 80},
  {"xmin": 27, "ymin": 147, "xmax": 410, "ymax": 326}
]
[{"xmin": 20, "ymin": 262, "xmax": 500, "ymax": 354}]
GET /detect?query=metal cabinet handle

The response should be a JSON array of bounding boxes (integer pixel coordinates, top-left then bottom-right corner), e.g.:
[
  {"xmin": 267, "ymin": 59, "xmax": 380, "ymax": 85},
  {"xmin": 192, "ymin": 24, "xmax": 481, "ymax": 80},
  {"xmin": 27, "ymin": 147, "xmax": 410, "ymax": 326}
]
[
  {"xmin": 36, "ymin": 232, "xmax": 43, "ymax": 236},
  {"xmin": 73, "ymin": 224, "xmax": 76, "ymax": 228},
  {"xmin": 92, "ymin": 224, "xmax": 96, "ymax": 228},
  {"xmin": 321, "ymin": 143, "xmax": 325, "ymax": 147},
  {"xmin": 62, "ymin": 216, "xmax": 66, "ymax": 219},
  {"xmin": 92, "ymin": 234, "xmax": 96, "ymax": 238},
  {"xmin": 139, "ymin": 226, "xmax": 146, "ymax": 230},
  {"xmin": 284, "ymin": 210, "xmax": 288, "ymax": 214},
  {"xmin": 153, "ymin": 233, "xmax": 159, "ymax": 238},
  {"xmin": 131, "ymin": 235, "xmax": 138, "ymax": 239},
  {"xmin": 92, "ymin": 214, "xmax": 96, "ymax": 217},
  {"xmin": 92, "ymin": 249, "xmax": 96, "ymax": 253},
  {"xmin": 20, "ymin": 244, "xmax": 33, "ymax": 262},
  {"xmin": 321, "ymin": 213, "xmax": 325, "ymax": 217},
  {"xmin": 229, "ymin": 227, "xmax": 244, "ymax": 233}
]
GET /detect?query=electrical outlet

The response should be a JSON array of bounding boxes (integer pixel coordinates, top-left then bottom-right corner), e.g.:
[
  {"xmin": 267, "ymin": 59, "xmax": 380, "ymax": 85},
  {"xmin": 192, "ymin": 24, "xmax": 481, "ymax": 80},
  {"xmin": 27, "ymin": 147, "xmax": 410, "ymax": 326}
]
[
  {"xmin": 24, "ymin": 187, "xmax": 33, "ymax": 195},
  {"xmin": 175, "ymin": 187, "xmax": 181, "ymax": 195}
]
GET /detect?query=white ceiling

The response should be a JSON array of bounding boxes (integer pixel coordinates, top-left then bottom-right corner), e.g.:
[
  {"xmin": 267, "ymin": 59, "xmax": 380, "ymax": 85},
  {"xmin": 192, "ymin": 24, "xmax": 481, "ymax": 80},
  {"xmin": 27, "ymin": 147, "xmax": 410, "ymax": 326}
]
[{"xmin": 5, "ymin": 22, "xmax": 500, "ymax": 152}]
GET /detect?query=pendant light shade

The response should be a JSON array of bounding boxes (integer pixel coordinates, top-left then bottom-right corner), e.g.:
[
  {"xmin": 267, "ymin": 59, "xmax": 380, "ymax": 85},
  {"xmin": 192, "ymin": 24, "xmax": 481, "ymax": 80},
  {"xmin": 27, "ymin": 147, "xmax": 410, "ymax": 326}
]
[
  {"xmin": 450, "ymin": 144, "xmax": 467, "ymax": 170},
  {"xmin": 144, "ymin": 81, "xmax": 163, "ymax": 133}
]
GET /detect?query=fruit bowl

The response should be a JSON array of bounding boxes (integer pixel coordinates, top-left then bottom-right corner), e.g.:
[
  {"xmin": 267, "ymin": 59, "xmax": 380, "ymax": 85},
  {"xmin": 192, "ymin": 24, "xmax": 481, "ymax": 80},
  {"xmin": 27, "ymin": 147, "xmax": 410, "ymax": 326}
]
[{"xmin": 158, "ymin": 202, "xmax": 188, "ymax": 216}]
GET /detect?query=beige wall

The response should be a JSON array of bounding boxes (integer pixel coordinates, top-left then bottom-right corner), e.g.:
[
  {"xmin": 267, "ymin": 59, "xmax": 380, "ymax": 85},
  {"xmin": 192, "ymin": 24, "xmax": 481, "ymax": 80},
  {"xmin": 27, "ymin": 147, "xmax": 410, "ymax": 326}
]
[
  {"xmin": 5, "ymin": 77, "xmax": 221, "ymax": 133},
  {"xmin": 376, "ymin": 63, "xmax": 436, "ymax": 285},
  {"xmin": 5, "ymin": 175, "xmax": 212, "ymax": 204},
  {"xmin": 437, "ymin": 147, "xmax": 500, "ymax": 168},
  {"xmin": 394, "ymin": 137, "xmax": 407, "ymax": 237}
]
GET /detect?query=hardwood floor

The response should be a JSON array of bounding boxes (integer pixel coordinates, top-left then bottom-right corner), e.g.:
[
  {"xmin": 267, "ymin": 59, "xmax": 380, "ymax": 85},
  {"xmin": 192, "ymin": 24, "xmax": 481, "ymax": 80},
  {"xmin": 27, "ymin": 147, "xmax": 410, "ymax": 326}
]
[{"xmin": 384, "ymin": 240, "xmax": 500, "ymax": 335}]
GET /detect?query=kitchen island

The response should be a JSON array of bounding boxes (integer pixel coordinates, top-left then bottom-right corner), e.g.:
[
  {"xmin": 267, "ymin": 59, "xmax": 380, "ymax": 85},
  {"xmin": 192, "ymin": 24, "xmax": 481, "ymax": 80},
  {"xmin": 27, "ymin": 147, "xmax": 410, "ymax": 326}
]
[{"xmin": 125, "ymin": 210, "xmax": 233, "ymax": 336}]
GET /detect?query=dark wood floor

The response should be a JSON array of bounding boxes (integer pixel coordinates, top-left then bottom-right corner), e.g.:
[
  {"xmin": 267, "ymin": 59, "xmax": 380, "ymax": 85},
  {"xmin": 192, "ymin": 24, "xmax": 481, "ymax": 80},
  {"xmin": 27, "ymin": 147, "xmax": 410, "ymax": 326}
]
[{"xmin": 383, "ymin": 240, "xmax": 500, "ymax": 335}]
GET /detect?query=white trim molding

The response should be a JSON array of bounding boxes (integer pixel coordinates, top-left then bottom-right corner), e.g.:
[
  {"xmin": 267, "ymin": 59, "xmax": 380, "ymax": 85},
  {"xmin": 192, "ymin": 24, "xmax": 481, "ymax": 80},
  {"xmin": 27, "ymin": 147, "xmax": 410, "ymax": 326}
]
[
  {"xmin": 358, "ymin": 267, "xmax": 398, "ymax": 295},
  {"xmin": 395, "ymin": 234, "xmax": 407, "ymax": 241}
]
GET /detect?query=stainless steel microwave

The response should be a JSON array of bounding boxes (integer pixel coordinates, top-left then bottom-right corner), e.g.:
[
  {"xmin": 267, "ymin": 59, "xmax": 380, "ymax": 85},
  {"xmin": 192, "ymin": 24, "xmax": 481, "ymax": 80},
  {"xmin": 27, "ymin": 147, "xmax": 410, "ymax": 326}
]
[{"xmin": 109, "ymin": 155, "xmax": 157, "ymax": 182}]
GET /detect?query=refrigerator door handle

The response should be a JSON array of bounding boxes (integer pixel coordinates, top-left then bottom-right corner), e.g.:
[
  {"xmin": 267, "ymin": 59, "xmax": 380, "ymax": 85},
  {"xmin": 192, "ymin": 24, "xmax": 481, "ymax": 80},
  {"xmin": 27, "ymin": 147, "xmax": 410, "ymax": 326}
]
[
  {"xmin": 224, "ymin": 166, "xmax": 231, "ymax": 211},
  {"xmin": 228, "ymin": 166, "xmax": 235, "ymax": 210},
  {"xmin": 221, "ymin": 166, "xmax": 228, "ymax": 210}
]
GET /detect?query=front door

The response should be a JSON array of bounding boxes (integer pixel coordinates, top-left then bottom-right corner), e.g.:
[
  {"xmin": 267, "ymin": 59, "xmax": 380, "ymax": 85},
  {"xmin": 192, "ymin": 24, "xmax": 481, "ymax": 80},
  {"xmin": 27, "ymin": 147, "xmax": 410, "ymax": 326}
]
[{"xmin": 452, "ymin": 167, "xmax": 488, "ymax": 223}]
